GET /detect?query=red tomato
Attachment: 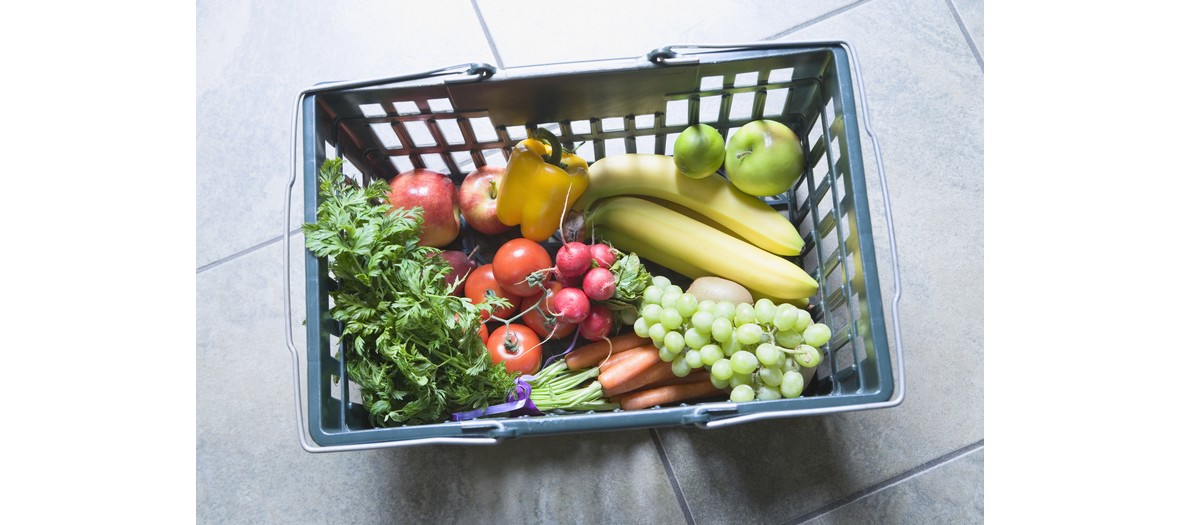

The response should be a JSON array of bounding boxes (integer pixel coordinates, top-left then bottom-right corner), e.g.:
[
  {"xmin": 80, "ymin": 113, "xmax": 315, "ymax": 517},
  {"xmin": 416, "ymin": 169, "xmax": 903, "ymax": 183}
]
[
  {"xmin": 464, "ymin": 264, "xmax": 522, "ymax": 321},
  {"xmin": 520, "ymin": 281, "xmax": 578, "ymax": 340},
  {"xmin": 486, "ymin": 324, "xmax": 542, "ymax": 375},
  {"xmin": 492, "ymin": 238, "xmax": 553, "ymax": 298},
  {"xmin": 478, "ymin": 322, "xmax": 489, "ymax": 344}
]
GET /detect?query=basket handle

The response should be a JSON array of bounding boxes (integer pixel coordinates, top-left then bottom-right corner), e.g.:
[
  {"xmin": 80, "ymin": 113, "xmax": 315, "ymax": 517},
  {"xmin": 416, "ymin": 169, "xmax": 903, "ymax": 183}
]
[
  {"xmin": 282, "ymin": 63, "xmax": 501, "ymax": 453},
  {"xmin": 648, "ymin": 41, "xmax": 907, "ymax": 428}
]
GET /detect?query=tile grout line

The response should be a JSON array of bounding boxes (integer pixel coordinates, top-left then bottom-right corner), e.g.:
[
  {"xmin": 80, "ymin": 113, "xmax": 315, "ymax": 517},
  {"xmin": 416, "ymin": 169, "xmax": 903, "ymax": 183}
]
[
  {"xmin": 783, "ymin": 440, "xmax": 985, "ymax": 525},
  {"xmin": 469, "ymin": 0, "xmax": 505, "ymax": 70},
  {"xmin": 944, "ymin": 0, "xmax": 984, "ymax": 71},
  {"xmin": 649, "ymin": 429, "xmax": 696, "ymax": 525},
  {"xmin": 761, "ymin": 0, "xmax": 876, "ymax": 41},
  {"xmin": 196, "ymin": 229, "xmax": 300, "ymax": 274}
]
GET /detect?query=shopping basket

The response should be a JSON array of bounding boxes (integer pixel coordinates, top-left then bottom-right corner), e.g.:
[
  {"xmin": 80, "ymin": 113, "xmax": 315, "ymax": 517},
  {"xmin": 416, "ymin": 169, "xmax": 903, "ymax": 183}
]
[{"xmin": 283, "ymin": 42, "xmax": 905, "ymax": 451}]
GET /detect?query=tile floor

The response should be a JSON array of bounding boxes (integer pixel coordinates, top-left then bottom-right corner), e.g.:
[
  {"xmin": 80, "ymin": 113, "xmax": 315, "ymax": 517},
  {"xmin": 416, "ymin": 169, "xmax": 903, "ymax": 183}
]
[{"xmin": 196, "ymin": 1, "xmax": 984, "ymax": 523}]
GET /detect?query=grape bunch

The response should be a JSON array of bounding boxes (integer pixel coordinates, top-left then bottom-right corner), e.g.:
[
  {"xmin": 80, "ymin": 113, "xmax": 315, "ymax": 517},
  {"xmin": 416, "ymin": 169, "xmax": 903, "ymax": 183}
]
[{"xmin": 631, "ymin": 275, "xmax": 832, "ymax": 403}]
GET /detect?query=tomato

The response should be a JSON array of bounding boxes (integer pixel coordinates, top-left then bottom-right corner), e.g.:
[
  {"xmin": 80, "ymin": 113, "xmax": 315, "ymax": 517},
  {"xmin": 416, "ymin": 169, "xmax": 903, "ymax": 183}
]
[
  {"xmin": 492, "ymin": 238, "xmax": 553, "ymax": 298},
  {"xmin": 464, "ymin": 264, "xmax": 522, "ymax": 321},
  {"xmin": 486, "ymin": 324, "xmax": 542, "ymax": 375},
  {"xmin": 478, "ymin": 322, "xmax": 489, "ymax": 344},
  {"xmin": 520, "ymin": 281, "xmax": 577, "ymax": 340}
]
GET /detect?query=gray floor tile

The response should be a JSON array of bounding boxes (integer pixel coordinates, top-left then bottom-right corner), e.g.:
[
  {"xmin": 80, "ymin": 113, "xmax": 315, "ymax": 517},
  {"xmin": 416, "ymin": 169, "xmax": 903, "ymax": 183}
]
[
  {"xmin": 475, "ymin": 0, "xmax": 858, "ymax": 67},
  {"xmin": 803, "ymin": 447, "xmax": 984, "ymax": 525},
  {"xmin": 950, "ymin": 0, "xmax": 984, "ymax": 61},
  {"xmin": 196, "ymin": 0, "xmax": 497, "ymax": 269},
  {"xmin": 655, "ymin": 0, "xmax": 983, "ymax": 523},
  {"xmin": 197, "ymin": 240, "xmax": 685, "ymax": 524}
]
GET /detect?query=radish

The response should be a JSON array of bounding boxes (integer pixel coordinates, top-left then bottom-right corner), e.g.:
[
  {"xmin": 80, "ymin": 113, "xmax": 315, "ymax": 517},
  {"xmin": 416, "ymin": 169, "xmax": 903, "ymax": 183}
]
[
  {"xmin": 579, "ymin": 304, "xmax": 614, "ymax": 341},
  {"xmin": 550, "ymin": 287, "xmax": 591, "ymax": 324},
  {"xmin": 556, "ymin": 241, "xmax": 592, "ymax": 277},
  {"xmin": 589, "ymin": 243, "xmax": 616, "ymax": 269},
  {"xmin": 581, "ymin": 267, "xmax": 617, "ymax": 301}
]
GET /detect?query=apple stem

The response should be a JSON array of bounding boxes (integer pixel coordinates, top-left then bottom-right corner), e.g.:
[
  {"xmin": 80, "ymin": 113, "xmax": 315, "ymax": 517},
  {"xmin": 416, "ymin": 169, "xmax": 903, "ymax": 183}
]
[
  {"xmin": 488, "ymin": 181, "xmax": 498, "ymax": 200},
  {"xmin": 736, "ymin": 150, "xmax": 753, "ymax": 161}
]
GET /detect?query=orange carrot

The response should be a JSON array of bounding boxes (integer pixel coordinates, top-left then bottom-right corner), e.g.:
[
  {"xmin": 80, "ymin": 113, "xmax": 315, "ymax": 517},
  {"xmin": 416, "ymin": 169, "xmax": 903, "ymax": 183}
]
[
  {"xmin": 564, "ymin": 332, "xmax": 649, "ymax": 370},
  {"xmin": 618, "ymin": 379, "xmax": 726, "ymax": 411},
  {"xmin": 597, "ymin": 344, "xmax": 649, "ymax": 372},
  {"xmin": 596, "ymin": 345, "xmax": 662, "ymax": 392},
  {"xmin": 639, "ymin": 370, "xmax": 712, "ymax": 392},
  {"xmin": 603, "ymin": 360, "xmax": 678, "ymax": 398}
]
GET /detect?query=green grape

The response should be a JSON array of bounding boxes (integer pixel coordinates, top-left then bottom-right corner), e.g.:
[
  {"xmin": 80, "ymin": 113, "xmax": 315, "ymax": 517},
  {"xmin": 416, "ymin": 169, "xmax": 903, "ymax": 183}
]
[
  {"xmin": 710, "ymin": 375, "xmax": 729, "ymax": 390},
  {"xmin": 648, "ymin": 323, "xmax": 667, "ymax": 345},
  {"xmin": 758, "ymin": 366, "xmax": 784, "ymax": 387},
  {"xmin": 774, "ymin": 351, "xmax": 788, "ymax": 370},
  {"xmin": 671, "ymin": 356, "xmax": 692, "ymax": 377},
  {"xmin": 773, "ymin": 304, "xmax": 799, "ymax": 330},
  {"xmin": 803, "ymin": 323, "xmax": 832, "ymax": 347},
  {"xmin": 721, "ymin": 336, "xmax": 742, "ymax": 357},
  {"xmin": 660, "ymin": 308, "xmax": 684, "ymax": 330},
  {"xmin": 754, "ymin": 298, "xmax": 777, "ymax": 324},
  {"xmin": 683, "ymin": 327, "xmax": 709, "ymax": 350},
  {"xmin": 756, "ymin": 385, "xmax": 783, "ymax": 401},
  {"xmin": 651, "ymin": 275, "xmax": 672, "ymax": 289},
  {"xmin": 658, "ymin": 345, "xmax": 677, "ymax": 362},
  {"xmin": 755, "ymin": 343, "xmax": 782, "ymax": 366},
  {"xmin": 675, "ymin": 293, "xmax": 699, "ymax": 317},
  {"xmin": 684, "ymin": 349, "xmax": 703, "ymax": 369},
  {"xmin": 793, "ymin": 344, "xmax": 823, "ymax": 368},
  {"xmin": 633, "ymin": 317, "xmax": 650, "ymax": 338},
  {"xmin": 730, "ymin": 350, "xmax": 759, "ymax": 375},
  {"xmin": 710, "ymin": 358, "xmax": 734, "ymax": 381},
  {"xmin": 696, "ymin": 299, "xmax": 716, "ymax": 314},
  {"xmin": 642, "ymin": 285, "xmax": 663, "ymax": 305},
  {"xmin": 780, "ymin": 370, "xmax": 805, "ymax": 398},
  {"xmin": 735, "ymin": 323, "xmax": 764, "ymax": 345},
  {"xmin": 691, "ymin": 311, "xmax": 715, "ymax": 334},
  {"xmin": 660, "ymin": 287, "xmax": 683, "ymax": 309},
  {"xmin": 710, "ymin": 317, "xmax": 733, "ymax": 343},
  {"xmin": 793, "ymin": 309, "xmax": 812, "ymax": 332},
  {"xmin": 641, "ymin": 303, "xmax": 663, "ymax": 325},
  {"xmin": 775, "ymin": 330, "xmax": 804, "ymax": 349},
  {"xmin": 729, "ymin": 372, "xmax": 754, "ymax": 389},
  {"xmin": 663, "ymin": 330, "xmax": 685, "ymax": 355},
  {"xmin": 713, "ymin": 301, "xmax": 737, "ymax": 321},
  {"xmin": 730, "ymin": 384, "xmax": 756, "ymax": 403},
  {"xmin": 734, "ymin": 302, "xmax": 757, "ymax": 325},
  {"xmin": 700, "ymin": 344, "xmax": 724, "ymax": 366}
]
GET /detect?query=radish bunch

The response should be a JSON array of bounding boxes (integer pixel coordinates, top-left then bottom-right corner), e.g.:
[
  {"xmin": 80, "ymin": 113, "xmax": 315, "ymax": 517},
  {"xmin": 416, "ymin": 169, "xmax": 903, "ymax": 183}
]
[{"xmin": 550, "ymin": 241, "xmax": 623, "ymax": 341}]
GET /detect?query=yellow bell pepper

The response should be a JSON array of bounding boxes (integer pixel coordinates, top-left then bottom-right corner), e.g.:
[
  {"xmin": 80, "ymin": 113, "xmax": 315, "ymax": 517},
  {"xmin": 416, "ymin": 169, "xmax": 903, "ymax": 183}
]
[{"xmin": 496, "ymin": 128, "xmax": 589, "ymax": 242}]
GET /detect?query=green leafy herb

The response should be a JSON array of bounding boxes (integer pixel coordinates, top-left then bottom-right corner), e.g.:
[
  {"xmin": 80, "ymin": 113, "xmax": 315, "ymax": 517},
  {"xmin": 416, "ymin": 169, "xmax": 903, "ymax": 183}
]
[{"xmin": 302, "ymin": 159, "xmax": 515, "ymax": 426}]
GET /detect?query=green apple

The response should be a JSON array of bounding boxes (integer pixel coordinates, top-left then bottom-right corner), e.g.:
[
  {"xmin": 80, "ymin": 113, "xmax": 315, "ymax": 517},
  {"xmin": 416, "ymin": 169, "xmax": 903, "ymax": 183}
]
[
  {"xmin": 724, "ymin": 120, "xmax": 805, "ymax": 196},
  {"xmin": 673, "ymin": 124, "xmax": 726, "ymax": 179}
]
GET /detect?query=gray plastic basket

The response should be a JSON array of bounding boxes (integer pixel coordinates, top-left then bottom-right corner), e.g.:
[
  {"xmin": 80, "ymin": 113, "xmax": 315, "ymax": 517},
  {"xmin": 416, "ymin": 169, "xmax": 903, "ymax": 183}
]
[{"xmin": 283, "ymin": 42, "xmax": 905, "ymax": 451}]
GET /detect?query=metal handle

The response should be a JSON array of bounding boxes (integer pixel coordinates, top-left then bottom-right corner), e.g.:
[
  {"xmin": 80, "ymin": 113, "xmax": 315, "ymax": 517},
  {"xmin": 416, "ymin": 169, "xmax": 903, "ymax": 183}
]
[
  {"xmin": 282, "ymin": 63, "xmax": 496, "ymax": 453},
  {"xmin": 647, "ymin": 41, "xmax": 907, "ymax": 429}
]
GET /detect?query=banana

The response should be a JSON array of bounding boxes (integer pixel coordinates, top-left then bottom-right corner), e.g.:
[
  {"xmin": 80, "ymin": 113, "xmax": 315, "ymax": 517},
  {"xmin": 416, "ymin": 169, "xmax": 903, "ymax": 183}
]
[
  {"xmin": 574, "ymin": 153, "xmax": 804, "ymax": 256},
  {"xmin": 586, "ymin": 196, "xmax": 818, "ymax": 302}
]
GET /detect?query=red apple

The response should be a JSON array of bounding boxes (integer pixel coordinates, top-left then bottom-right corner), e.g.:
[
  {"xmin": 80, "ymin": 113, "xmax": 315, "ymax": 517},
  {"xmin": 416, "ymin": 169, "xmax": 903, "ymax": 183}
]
[
  {"xmin": 458, "ymin": 166, "xmax": 511, "ymax": 235},
  {"xmin": 385, "ymin": 169, "xmax": 461, "ymax": 248},
  {"xmin": 435, "ymin": 249, "xmax": 478, "ymax": 296}
]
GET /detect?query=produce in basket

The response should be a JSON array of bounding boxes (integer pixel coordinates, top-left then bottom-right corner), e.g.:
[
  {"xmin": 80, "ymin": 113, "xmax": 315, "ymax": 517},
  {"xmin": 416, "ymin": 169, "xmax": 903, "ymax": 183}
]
[
  {"xmin": 384, "ymin": 168, "xmax": 461, "ymax": 248},
  {"xmin": 724, "ymin": 119, "xmax": 806, "ymax": 197},
  {"xmin": 302, "ymin": 159, "xmax": 518, "ymax": 425},
  {"xmin": 496, "ymin": 128, "xmax": 589, "ymax": 242},
  {"xmin": 672, "ymin": 123, "xmax": 726, "ymax": 179},
  {"xmin": 458, "ymin": 165, "xmax": 512, "ymax": 235}
]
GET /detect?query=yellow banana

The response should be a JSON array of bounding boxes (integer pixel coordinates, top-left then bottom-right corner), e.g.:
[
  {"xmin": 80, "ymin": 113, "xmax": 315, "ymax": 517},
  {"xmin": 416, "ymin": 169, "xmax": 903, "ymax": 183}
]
[
  {"xmin": 574, "ymin": 153, "xmax": 804, "ymax": 256},
  {"xmin": 586, "ymin": 196, "xmax": 818, "ymax": 302}
]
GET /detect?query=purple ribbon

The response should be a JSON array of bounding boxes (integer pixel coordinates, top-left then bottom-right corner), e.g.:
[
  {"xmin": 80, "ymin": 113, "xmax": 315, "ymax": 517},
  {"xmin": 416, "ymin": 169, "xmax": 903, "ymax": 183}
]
[
  {"xmin": 450, "ymin": 375, "xmax": 545, "ymax": 421},
  {"xmin": 541, "ymin": 327, "xmax": 582, "ymax": 370}
]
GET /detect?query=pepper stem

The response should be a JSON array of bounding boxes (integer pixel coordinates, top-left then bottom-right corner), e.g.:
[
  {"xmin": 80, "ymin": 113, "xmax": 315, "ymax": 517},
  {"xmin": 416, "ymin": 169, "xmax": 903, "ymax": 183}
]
[{"xmin": 531, "ymin": 127, "xmax": 566, "ymax": 168}]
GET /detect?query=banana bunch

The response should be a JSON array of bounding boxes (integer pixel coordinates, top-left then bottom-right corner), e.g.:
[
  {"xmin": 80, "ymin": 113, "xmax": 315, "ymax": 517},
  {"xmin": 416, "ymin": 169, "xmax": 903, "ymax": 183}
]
[{"xmin": 577, "ymin": 154, "xmax": 818, "ymax": 303}]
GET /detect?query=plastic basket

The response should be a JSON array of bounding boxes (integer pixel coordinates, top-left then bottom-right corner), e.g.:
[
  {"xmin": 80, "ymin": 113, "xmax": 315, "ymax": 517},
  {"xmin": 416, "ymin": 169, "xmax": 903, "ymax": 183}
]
[{"xmin": 283, "ymin": 42, "xmax": 905, "ymax": 451}]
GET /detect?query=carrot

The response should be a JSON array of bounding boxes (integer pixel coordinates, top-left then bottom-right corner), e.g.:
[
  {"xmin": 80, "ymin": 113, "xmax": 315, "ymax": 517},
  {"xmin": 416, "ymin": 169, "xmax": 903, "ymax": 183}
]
[
  {"xmin": 596, "ymin": 345, "xmax": 662, "ymax": 393},
  {"xmin": 618, "ymin": 379, "xmax": 726, "ymax": 411},
  {"xmin": 564, "ymin": 332, "xmax": 649, "ymax": 370},
  {"xmin": 603, "ymin": 360, "xmax": 677, "ymax": 398},
  {"xmin": 639, "ymin": 370, "xmax": 712, "ymax": 392},
  {"xmin": 597, "ymin": 344, "xmax": 649, "ymax": 372}
]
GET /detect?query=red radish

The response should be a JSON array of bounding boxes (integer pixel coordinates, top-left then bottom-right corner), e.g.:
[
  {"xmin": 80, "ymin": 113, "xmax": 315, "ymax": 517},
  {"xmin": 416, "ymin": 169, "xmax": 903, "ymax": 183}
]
[
  {"xmin": 550, "ymin": 287, "xmax": 591, "ymax": 324},
  {"xmin": 554, "ymin": 267, "xmax": 583, "ymax": 289},
  {"xmin": 582, "ymin": 267, "xmax": 617, "ymax": 301},
  {"xmin": 555, "ymin": 241, "xmax": 592, "ymax": 277},
  {"xmin": 589, "ymin": 243, "xmax": 616, "ymax": 269},
  {"xmin": 579, "ymin": 304, "xmax": 614, "ymax": 341}
]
